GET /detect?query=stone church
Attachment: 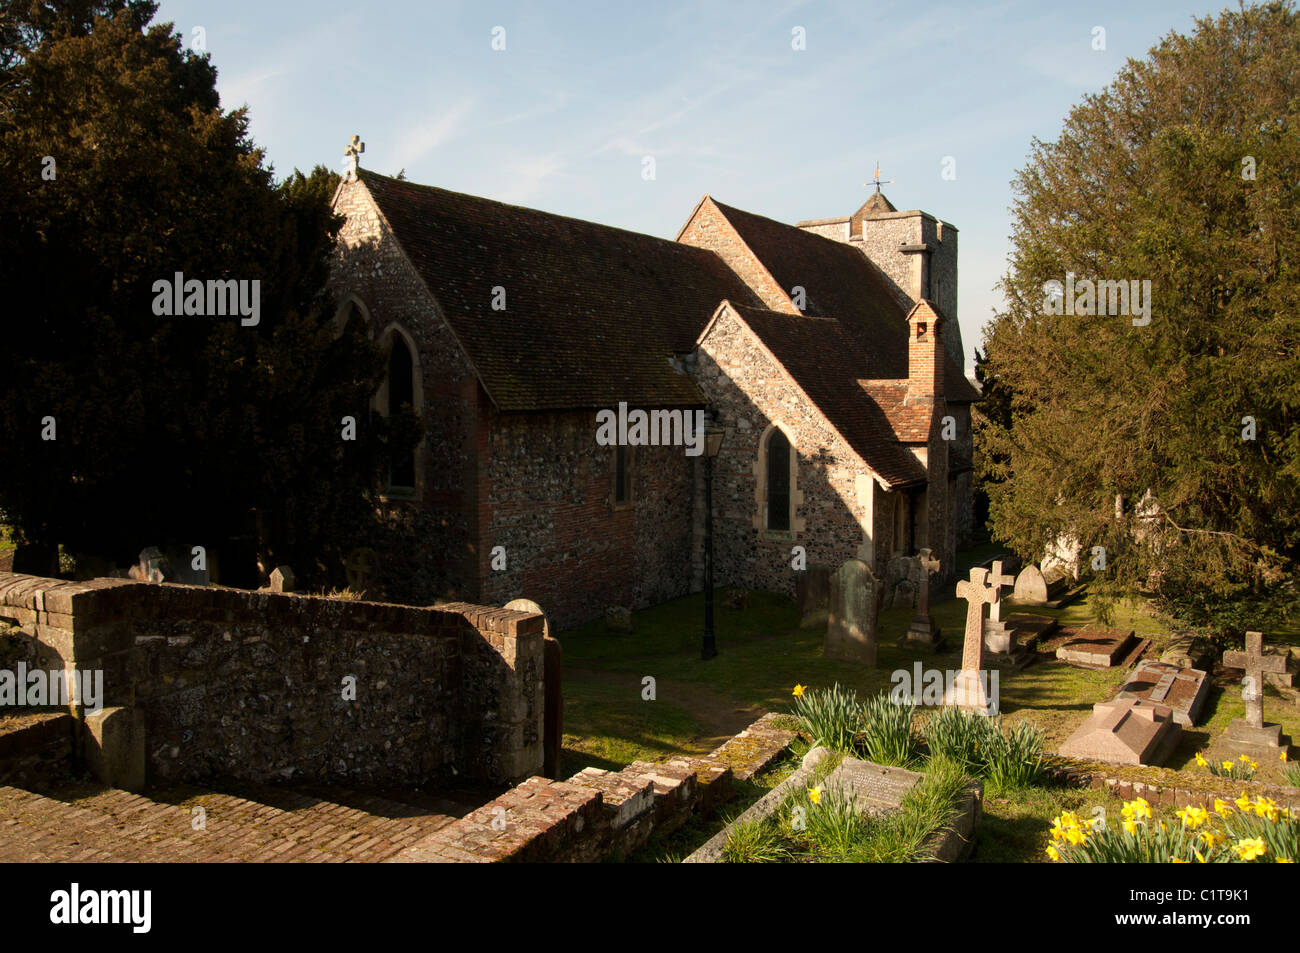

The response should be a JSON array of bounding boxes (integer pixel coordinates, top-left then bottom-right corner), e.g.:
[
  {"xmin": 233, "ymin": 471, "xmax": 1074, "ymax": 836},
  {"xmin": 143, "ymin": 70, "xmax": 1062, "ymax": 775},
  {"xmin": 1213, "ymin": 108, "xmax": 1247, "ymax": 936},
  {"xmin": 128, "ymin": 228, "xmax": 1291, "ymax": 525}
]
[{"xmin": 329, "ymin": 159, "xmax": 979, "ymax": 629}]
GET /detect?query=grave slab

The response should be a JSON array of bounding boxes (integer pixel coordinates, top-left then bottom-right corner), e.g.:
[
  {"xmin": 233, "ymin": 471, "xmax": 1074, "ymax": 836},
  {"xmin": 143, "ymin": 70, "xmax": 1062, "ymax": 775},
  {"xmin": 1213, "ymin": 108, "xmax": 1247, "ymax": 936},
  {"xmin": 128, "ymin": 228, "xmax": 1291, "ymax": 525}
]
[
  {"xmin": 1055, "ymin": 626, "xmax": 1137, "ymax": 668},
  {"xmin": 1115, "ymin": 661, "xmax": 1209, "ymax": 726}
]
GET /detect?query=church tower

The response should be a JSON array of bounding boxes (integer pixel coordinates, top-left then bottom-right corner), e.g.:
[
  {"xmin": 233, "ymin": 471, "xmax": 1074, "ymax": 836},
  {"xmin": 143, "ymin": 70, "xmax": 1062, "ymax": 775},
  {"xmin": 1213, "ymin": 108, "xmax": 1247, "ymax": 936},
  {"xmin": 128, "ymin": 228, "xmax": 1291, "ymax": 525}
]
[{"xmin": 796, "ymin": 182, "xmax": 963, "ymax": 371}]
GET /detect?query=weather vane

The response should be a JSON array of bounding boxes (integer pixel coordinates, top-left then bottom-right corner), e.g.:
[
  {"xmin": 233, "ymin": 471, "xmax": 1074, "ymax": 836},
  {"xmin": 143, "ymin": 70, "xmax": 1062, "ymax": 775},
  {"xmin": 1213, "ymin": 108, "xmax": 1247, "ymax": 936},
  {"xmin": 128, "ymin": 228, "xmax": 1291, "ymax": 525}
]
[{"xmin": 864, "ymin": 161, "xmax": 893, "ymax": 194}]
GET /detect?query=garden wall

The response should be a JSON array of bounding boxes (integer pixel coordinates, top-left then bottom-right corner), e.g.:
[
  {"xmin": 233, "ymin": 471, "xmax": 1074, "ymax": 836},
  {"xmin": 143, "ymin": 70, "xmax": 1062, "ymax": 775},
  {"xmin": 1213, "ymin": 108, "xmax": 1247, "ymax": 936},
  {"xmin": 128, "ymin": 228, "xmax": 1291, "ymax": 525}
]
[{"xmin": 0, "ymin": 572, "xmax": 544, "ymax": 788}]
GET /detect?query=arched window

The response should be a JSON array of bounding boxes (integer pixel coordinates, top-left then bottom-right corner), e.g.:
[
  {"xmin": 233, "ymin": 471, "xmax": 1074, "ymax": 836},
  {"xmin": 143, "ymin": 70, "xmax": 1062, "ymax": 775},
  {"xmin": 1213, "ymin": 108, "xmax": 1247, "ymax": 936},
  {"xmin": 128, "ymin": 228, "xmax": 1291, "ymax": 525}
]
[
  {"xmin": 766, "ymin": 428, "xmax": 791, "ymax": 531},
  {"xmin": 387, "ymin": 333, "xmax": 416, "ymax": 489}
]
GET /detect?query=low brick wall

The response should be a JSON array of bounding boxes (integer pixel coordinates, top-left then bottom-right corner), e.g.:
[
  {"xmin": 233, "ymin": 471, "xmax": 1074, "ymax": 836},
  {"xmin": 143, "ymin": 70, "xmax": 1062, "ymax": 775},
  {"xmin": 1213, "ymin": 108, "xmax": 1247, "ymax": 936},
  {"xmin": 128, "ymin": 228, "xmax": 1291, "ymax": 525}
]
[
  {"xmin": 390, "ymin": 712, "xmax": 798, "ymax": 863},
  {"xmin": 0, "ymin": 573, "xmax": 544, "ymax": 789},
  {"xmin": 1046, "ymin": 758, "xmax": 1300, "ymax": 812}
]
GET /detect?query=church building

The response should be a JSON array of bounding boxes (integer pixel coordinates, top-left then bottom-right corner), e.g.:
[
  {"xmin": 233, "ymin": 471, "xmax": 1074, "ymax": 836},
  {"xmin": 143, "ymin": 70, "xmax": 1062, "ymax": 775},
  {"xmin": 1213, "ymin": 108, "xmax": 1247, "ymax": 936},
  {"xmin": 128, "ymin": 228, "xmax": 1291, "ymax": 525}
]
[{"xmin": 329, "ymin": 155, "xmax": 979, "ymax": 629}]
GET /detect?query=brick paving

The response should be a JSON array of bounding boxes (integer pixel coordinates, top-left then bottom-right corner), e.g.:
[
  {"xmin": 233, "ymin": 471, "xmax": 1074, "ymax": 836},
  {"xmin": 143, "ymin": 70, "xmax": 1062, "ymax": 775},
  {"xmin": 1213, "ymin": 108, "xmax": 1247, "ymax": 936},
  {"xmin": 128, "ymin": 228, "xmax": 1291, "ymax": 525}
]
[{"xmin": 0, "ymin": 779, "xmax": 485, "ymax": 863}]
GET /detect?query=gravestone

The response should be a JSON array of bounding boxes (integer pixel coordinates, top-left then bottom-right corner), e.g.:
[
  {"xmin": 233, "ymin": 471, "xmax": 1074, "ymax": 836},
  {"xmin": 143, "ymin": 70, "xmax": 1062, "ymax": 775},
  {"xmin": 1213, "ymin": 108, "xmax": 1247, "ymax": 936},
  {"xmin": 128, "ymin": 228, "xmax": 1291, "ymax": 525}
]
[
  {"xmin": 903, "ymin": 548, "xmax": 944, "ymax": 651},
  {"xmin": 128, "ymin": 546, "xmax": 166, "ymax": 584},
  {"xmin": 344, "ymin": 547, "xmax": 377, "ymax": 592},
  {"xmin": 795, "ymin": 564, "xmax": 832, "ymax": 628},
  {"xmin": 1012, "ymin": 564, "xmax": 1075, "ymax": 607},
  {"xmin": 269, "ymin": 566, "xmax": 295, "ymax": 594},
  {"xmin": 1210, "ymin": 631, "xmax": 1293, "ymax": 762},
  {"xmin": 824, "ymin": 558, "xmax": 880, "ymax": 665},
  {"xmin": 942, "ymin": 567, "xmax": 999, "ymax": 714},
  {"xmin": 1115, "ymin": 660, "xmax": 1208, "ymax": 727},
  {"xmin": 1058, "ymin": 697, "xmax": 1181, "ymax": 766},
  {"xmin": 981, "ymin": 560, "xmax": 1019, "ymax": 655},
  {"xmin": 505, "ymin": 598, "xmax": 562, "ymax": 780}
]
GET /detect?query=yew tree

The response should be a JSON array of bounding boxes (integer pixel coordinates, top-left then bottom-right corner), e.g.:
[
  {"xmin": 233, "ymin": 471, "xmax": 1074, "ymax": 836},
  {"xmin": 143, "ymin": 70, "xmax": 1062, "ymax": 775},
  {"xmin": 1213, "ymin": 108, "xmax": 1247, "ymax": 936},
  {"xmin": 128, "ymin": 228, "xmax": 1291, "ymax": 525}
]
[
  {"xmin": 979, "ymin": 1, "xmax": 1300, "ymax": 631},
  {"xmin": 0, "ymin": 1, "xmax": 404, "ymax": 586}
]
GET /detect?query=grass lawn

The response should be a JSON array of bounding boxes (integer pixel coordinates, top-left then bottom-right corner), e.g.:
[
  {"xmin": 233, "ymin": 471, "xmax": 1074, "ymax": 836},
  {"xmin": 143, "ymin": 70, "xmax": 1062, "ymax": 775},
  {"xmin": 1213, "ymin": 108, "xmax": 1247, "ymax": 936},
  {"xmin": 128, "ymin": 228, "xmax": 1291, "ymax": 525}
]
[{"xmin": 558, "ymin": 555, "xmax": 1300, "ymax": 860}]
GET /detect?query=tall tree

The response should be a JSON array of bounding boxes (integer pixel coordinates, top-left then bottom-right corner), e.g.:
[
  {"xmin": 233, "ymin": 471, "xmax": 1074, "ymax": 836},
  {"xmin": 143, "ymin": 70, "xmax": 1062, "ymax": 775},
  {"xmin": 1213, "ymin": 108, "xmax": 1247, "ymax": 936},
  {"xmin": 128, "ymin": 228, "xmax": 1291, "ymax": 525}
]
[
  {"xmin": 981, "ymin": 1, "xmax": 1300, "ymax": 631},
  {"xmin": 0, "ymin": 2, "xmax": 407, "ymax": 586}
]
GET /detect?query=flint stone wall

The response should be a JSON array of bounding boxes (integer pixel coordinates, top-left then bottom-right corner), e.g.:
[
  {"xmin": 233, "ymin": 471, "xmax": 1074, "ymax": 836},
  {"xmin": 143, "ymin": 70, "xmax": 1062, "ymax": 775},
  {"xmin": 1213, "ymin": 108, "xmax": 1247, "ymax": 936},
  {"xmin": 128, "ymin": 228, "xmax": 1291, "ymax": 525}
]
[{"xmin": 0, "ymin": 573, "xmax": 543, "ymax": 788}]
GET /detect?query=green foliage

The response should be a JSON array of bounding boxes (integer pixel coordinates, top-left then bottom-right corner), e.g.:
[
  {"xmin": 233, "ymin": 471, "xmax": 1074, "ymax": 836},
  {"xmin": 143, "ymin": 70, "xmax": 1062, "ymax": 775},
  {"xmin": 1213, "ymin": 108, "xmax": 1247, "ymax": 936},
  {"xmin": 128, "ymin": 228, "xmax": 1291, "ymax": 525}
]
[
  {"xmin": 981, "ymin": 719, "xmax": 1045, "ymax": 793},
  {"xmin": 979, "ymin": 1, "xmax": 1300, "ymax": 632},
  {"xmin": 791, "ymin": 684, "xmax": 861, "ymax": 754},
  {"xmin": 720, "ymin": 817, "xmax": 790, "ymax": 863},
  {"xmin": 0, "ymin": 5, "xmax": 412, "ymax": 585},
  {"xmin": 1285, "ymin": 761, "xmax": 1300, "ymax": 788},
  {"xmin": 859, "ymin": 691, "xmax": 916, "ymax": 767},
  {"xmin": 922, "ymin": 708, "xmax": 1044, "ymax": 792}
]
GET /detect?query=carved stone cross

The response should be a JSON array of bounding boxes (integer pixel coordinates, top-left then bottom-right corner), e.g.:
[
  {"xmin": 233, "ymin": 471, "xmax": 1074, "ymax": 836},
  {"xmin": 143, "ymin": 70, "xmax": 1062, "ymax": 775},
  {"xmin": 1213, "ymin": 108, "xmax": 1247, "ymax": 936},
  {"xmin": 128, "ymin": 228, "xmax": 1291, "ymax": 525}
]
[
  {"xmin": 344, "ymin": 134, "xmax": 365, "ymax": 182},
  {"xmin": 956, "ymin": 567, "xmax": 999, "ymax": 675},
  {"xmin": 915, "ymin": 548, "xmax": 941, "ymax": 621},
  {"xmin": 986, "ymin": 559, "xmax": 1016, "ymax": 625},
  {"xmin": 1223, "ymin": 631, "xmax": 1287, "ymax": 729}
]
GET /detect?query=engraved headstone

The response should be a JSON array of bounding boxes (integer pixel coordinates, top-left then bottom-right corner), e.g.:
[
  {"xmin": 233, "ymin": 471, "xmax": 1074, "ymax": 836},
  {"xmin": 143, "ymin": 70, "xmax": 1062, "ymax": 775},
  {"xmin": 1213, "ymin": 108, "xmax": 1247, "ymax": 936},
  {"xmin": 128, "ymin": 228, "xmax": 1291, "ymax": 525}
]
[
  {"xmin": 1209, "ymin": 631, "xmax": 1294, "ymax": 764},
  {"xmin": 824, "ymin": 558, "xmax": 880, "ymax": 666},
  {"xmin": 795, "ymin": 563, "xmax": 832, "ymax": 627}
]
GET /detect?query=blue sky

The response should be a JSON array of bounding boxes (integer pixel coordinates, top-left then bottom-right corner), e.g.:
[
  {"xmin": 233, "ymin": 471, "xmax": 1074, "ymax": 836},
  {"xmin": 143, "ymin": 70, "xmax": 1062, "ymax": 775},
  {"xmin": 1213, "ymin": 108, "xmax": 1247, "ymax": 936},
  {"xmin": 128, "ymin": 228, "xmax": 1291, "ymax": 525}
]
[{"xmin": 155, "ymin": 0, "xmax": 1229, "ymax": 370}]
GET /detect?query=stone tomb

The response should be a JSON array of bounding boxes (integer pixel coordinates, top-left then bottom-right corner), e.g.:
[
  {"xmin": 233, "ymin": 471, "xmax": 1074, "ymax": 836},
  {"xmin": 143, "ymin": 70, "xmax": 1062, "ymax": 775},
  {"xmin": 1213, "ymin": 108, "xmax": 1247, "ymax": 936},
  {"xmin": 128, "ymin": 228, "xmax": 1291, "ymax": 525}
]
[
  {"xmin": 1012, "ymin": 564, "xmax": 1077, "ymax": 608},
  {"xmin": 824, "ymin": 559, "xmax": 880, "ymax": 665},
  {"xmin": 1055, "ymin": 626, "xmax": 1142, "ymax": 669},
  {"xmin": 1057, "ymin": 697, "xmax": 1182, "ymax": 766},
  {"xmin": 1004, "ymin": 612, "xmax": 1059, "ymax": 650},
  {"xmin": 1115, "ymin": 660, "xmax": 1208, "ymax": 727}
]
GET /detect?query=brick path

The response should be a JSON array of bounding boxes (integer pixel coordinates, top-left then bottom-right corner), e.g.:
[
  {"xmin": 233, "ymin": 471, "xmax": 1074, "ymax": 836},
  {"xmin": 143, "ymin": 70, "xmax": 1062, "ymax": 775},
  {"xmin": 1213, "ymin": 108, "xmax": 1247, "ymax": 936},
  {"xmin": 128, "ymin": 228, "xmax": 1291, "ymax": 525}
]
[{"xmin": 0, "ymin": 779, "xmax": 485, "ymax": 862}]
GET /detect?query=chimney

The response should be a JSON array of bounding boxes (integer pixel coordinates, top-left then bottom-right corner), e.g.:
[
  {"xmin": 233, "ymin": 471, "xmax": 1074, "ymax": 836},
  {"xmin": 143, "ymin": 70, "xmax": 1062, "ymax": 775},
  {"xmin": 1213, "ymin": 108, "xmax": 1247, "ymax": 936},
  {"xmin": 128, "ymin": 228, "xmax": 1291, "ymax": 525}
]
[{"xmin": 904, "ymin": 300, "xmax": 944, "ymax": 405}]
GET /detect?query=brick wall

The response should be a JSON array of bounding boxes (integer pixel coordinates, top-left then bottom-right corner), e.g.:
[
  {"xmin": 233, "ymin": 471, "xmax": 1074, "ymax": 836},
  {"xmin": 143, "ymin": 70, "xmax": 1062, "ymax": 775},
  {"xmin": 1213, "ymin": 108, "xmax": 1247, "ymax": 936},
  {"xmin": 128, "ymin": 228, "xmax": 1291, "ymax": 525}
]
[
  {"xmin": 0, "ymin": 573, "xmax": 544, "ymax": 788},
  {"xmin": 477, "ymin": 409, "xmax": 695, "ymax": 630}
]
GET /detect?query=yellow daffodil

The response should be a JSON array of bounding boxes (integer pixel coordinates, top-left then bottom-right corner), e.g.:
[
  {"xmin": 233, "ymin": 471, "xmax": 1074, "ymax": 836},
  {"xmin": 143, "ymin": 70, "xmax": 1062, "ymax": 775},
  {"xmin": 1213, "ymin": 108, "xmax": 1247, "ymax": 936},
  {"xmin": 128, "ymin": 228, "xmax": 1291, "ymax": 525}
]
[
  {"xmin": 1046, "ymin": 843, "xmax": 1060, "ymax": 861},
  {"xmin": 1171, "ymin": 857, "xmax": 1187, "ymax": 863},
  {"xmin": 807, "ymin": 785, "xmax": 821, "ymax": 804},
  {"xmin": 1177, "ymin": 806, "xmax": 1209, "ymax": 829},
  {"xmin": 1282, "ymin": 750, "xmax": 1289, "ymax": 762},
  {"xmin": 1236, "ymin": 793, "xmax": 1253, "ymax": 811},
  {"xmin": 1222, "ymin": 761, "xmax": 1235, "ymax": 772},
  {"xmin": 1194, "ymin": 752, "xmax": 1207, "ymax": 767},
  {"xmin": 1193, "ymin": 848, "xmax": 1206, "ymax": 863},
  {"xmin": 1233, "ymin": 838, "xmax": 1267, "ymax": 861},
  {"xmin": 1239, "ymin": 754, "xmax": 1251, "ymax": 762},
  {"xmin": 1249, "ymin": 760, "xmax": 1259, "ymax": 772},
  {"xmin": 1214, "ymin": 799, "xmax": 1234, "ymax": 817},
  {"xmin": 1065, "ymin": 827, "xmax": 1087, "ymax": 846},
  {"xmin": 1201, "ymin": 831, "xmax": 1221, "ymax": 849},
  {"xmin": 1123, "ymin": 819, "xmax": 1138, "ymax": 836},
  {"xmin": 1253, "ymin": 797, "xmax": 1279, "ymax": 822},
  {"xmin": 1277, "ymin": 857, "xmax": 1294, "ymax": 863},
  {"xmin": 792, "ymin": 684, "xmax": 806, "ymax": 698}
]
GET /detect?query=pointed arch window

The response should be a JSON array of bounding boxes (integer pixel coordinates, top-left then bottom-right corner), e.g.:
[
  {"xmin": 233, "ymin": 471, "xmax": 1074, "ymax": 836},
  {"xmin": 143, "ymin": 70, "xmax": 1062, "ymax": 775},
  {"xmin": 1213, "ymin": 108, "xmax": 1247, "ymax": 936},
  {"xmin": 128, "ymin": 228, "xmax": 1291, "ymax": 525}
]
[
  {"xmin": 766, "ymin": 429, "xmax": 791, "ymax": 531},
  {"xmin": 387, "ymin": 333, "xmax": 416, "ymax": 489}
]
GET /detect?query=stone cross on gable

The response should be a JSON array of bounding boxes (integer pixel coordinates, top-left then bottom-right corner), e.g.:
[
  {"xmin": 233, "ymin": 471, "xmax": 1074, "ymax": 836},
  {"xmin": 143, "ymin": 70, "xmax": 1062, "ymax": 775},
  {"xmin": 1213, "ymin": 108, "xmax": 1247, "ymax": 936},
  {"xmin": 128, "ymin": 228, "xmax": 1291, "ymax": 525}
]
[
  {"xmin": 1223, "ymin": 631, "xmax": 1287, "ymax": 729},
  {"xmin": 955, "ymin": 567, "xmax": 1000, "ymax": 676},
  {"xmin": 986, "ymin": 560, "xmax": 1016, "ymax": 625},
  {"xmin": 344, "ymin": 134, "xmax": 365, "ymax": 182}
]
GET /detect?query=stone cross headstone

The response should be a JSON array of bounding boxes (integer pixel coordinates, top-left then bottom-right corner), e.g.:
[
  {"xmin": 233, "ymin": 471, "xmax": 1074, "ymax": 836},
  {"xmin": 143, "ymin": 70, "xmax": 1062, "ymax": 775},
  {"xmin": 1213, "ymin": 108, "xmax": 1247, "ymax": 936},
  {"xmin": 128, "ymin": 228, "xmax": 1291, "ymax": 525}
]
[
  {"xmin": 903, "ymin": 549, "xmax": 943, "ymax": 650},
  {"xmin": 269, "ymin": 566, "xmax": 295, "ymax": 594},
  {"xmin": 344, "ymin": 134, "xmax": 365, "ymax": 182},
  {"xmin": 982, "ymin": 559, "xmax": 1018, "ymax": 654},
  {"xmin": 944, "ymin": 567, "xmax": 999, "ymax": 713},
  {"xmin": 129, "ymin": 546, "xmax": 166, "ymax": 584},
  {"xmin": 344, "ymin": 547, "xmax": 376, "ymax": 592},
  {"xmin": 1223, "ymin": 631, "xmax": 1287, "ymax": 730},
  {"xmin": 824, "ymin": 558, "xmax": 880, "ymax": 665}
]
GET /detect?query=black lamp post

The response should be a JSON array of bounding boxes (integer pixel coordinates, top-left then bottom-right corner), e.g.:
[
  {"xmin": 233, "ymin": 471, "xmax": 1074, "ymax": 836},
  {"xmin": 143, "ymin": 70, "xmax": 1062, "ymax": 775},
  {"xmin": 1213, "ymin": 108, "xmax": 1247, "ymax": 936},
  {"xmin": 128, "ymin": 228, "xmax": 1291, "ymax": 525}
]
[{"xmin": 701, "ymin": 422, "xmax": 726, "ymax": 660}]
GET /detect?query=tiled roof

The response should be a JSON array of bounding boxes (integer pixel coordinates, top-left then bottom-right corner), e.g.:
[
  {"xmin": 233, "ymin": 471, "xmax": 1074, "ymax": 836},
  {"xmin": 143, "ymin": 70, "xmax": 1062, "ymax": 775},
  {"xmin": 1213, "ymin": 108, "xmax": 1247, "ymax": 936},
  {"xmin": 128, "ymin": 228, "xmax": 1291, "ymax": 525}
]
[
  {"xmin": 360, "ymin": 171, "xmax": 758, "ymax": 411},
  {"xmin": 709, "ymin": 200, "xmax": 910, "ymax": 380},
  {"xmin": 727, "ymin": 305, "xmax": 926, "ymax": 488}
]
